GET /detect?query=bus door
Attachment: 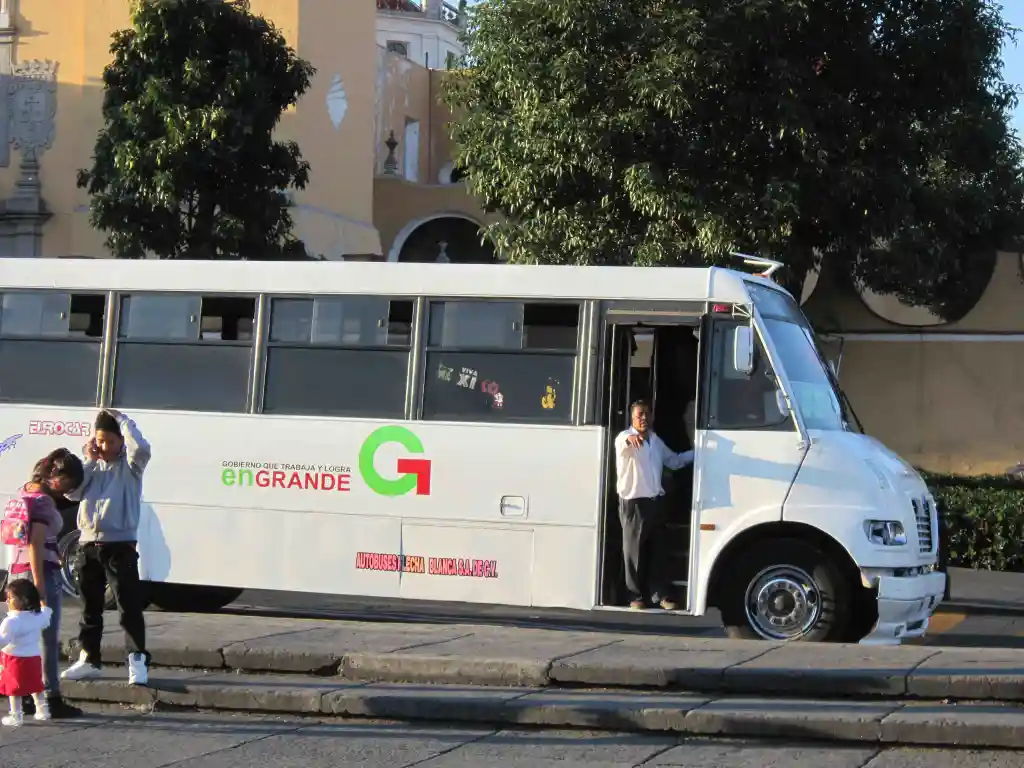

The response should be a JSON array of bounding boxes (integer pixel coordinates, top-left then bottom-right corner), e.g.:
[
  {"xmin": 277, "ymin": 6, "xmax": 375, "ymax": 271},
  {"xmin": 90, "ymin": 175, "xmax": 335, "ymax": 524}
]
[
  {"xmin": 596, "ymin": 302, "xmax": 703, "ymax": 609},
  {"xmin": 690, "ymin": 310, "xmax": 806, "ymax": 612}
]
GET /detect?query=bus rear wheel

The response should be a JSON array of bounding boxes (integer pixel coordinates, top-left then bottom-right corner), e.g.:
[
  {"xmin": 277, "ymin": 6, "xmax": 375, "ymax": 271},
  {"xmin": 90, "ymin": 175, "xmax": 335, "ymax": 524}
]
[
  {"xmin": 719, "ymin": 539, "xmax": 850, "ymax": 642},
  {"xmin": 147, "ymin": 583, "xmax": 243, "ymax": 613},
  {"xmin": 58, "ymin": 529, "xmax": 119, "ymax": 611}
]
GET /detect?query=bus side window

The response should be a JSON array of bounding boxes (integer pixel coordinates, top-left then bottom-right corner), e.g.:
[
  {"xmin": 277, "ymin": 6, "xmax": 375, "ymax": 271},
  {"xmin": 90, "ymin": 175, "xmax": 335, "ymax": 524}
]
[
  {"xmin": 112, "ymin": 294, "xmax": 255, "ymax": 413},
  {"xmin": 262, "ymin": 296, "xmax": 412, "ymax": 418},
  {"xmin": 706, "ymin": 322, "xmax": 790, "ymax": 431},
  {"xmin": 0, "ymin": 291, "xmax": 105, "ymax": 406},
  {"xmin": 421, "ymin": 300, "xmax": 579, "ymax": 424}
]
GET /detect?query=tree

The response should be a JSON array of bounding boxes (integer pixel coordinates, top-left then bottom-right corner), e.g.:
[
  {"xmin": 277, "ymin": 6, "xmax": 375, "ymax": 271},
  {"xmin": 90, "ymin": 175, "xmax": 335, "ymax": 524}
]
[
  {"xmin": 78, "ymin": 0, "xmax": 316, "ymax": 259},
  {"xmin": 444, "ymin": 0, "xmax": 1024, "ymax": 316}
]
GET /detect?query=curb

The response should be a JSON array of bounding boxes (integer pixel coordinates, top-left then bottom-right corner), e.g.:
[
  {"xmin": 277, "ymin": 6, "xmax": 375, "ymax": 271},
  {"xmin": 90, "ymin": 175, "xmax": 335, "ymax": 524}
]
[
  {"xmin": 938, "ymin": 599, "xmax": 1024, "ymax": 618},
  {"xmin": 66, "ymin": 643, "xmax": 1024, "ymax": 704},
  {"xmin": 59, "ymin": 671, "xmax": 1024, "ymax": 750}
]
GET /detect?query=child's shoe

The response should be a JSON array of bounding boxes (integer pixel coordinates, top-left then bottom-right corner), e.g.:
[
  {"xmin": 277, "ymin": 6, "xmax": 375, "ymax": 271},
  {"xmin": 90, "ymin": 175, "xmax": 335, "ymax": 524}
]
[
  {"xmin": 2, "ymin": 712, "xmax": 23, "ymax": 727},
  {"xmin": 32, "ymin": 694, "xmax": 50, "ymax": 721}
]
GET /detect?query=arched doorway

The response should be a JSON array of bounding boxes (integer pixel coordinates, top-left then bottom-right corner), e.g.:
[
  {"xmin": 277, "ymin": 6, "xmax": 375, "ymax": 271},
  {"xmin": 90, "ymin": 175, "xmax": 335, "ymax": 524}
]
[{"xmin": 388, "ymin": 214, "xmax": 496, "ymax": 264}]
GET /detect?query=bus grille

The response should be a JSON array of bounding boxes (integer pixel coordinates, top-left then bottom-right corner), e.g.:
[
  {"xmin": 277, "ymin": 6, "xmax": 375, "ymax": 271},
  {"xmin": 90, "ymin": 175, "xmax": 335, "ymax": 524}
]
[{"xmin": 913, "ymin": 498, "xmax": 934, "ymax": 553}]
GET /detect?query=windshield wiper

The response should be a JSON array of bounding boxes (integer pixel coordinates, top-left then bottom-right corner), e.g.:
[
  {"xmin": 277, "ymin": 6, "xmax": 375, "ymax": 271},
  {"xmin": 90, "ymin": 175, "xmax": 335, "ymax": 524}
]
[{"xmin": 822, "ymin": 360, "xmax": 864, "ymax": 434}]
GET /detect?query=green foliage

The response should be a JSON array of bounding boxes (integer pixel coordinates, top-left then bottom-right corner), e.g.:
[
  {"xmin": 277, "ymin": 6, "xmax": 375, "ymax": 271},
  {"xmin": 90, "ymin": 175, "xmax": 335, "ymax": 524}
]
[
  {"xmin": 444, "ymin": 0, "xmax": 1024, "ymax": 310},
  {"xmin": 78, "ymin": 0, "xmax": 316, "ymax": 259},
  {"xmin": 926, "ymin": 472, "xmax": 1024, "ymax": 571}
]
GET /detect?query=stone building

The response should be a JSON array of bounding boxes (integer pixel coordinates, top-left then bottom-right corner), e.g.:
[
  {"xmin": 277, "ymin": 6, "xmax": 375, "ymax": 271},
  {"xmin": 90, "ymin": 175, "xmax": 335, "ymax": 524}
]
[{"xmin": 0, "ymin": 0, "xmax": 488, "ymax": 264}]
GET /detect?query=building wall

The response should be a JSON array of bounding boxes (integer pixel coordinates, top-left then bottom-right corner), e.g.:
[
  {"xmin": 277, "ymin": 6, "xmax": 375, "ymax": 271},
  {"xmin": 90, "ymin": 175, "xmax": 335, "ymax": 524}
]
[
  {"xmin": 374, "ymin": 46, "xmax": 489, "ymax": 262},
  {"xmin": 804, "ymin": 250, "xmax": 1024, "ymax": 476},
  {"xmin": 376, "ymin": 10, "xmax": 463, "ymax": 70},
  {"xmin": 6, "ymin": 0, "xmax": 382, "ymax": 260}
]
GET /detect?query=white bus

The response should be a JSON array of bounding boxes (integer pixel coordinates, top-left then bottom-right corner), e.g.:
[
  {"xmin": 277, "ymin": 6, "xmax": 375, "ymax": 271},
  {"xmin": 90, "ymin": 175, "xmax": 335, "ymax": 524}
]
[{"xmin": 0, "ymin": 257, "xmax": 945, "ymax": 644}]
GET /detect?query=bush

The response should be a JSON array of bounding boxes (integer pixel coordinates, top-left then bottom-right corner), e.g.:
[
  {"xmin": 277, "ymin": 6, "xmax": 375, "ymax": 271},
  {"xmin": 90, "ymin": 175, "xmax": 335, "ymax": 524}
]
[{"xmin": 923, "ymin": 472, "xmax": 1024, "ymax": 572}]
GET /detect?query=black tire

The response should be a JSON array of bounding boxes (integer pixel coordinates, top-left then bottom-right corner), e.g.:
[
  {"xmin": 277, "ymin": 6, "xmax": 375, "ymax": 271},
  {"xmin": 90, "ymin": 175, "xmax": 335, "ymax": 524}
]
[
  {"xmin": 148, "ymin": 583, "xmax": 243, "ymax": 613},
  {"xmin": 57, "ymin": 529, "xmax": 150, "ymax": 612},
  {"xmin": 718, "ymin": 538, "xmax": 850, "ymax": 643},
  {"xmin": 842, "ymin": 587, "xmax": 879, "ymax": 643}
]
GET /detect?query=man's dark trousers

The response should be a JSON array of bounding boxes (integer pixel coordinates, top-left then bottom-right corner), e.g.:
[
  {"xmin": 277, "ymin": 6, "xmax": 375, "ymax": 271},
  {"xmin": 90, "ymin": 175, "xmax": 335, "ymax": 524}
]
[{"xmin": 619, "ymin": 495, "xmax": 670, "ymax": 602}]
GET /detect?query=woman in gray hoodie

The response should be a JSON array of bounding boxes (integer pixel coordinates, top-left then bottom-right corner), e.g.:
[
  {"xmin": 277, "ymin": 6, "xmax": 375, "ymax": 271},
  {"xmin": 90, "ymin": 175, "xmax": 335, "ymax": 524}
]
[{"xmin": 61, "ymin": 409, "xmax": 151, "ymax": 686}]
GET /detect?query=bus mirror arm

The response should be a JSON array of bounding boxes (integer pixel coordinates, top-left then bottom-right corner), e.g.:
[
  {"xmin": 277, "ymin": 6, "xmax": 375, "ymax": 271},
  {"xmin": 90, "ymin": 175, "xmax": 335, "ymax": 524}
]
[{"xmin": 775, "ymin": 389, "xmax": 788, "ymax": 418}]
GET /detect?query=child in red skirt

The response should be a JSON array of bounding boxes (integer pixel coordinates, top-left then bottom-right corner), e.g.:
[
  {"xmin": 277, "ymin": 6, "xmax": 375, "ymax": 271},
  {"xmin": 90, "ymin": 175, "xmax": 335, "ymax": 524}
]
[{"xmin": 0, "ymin": 580, "xmax": 53, "ymax": 725}]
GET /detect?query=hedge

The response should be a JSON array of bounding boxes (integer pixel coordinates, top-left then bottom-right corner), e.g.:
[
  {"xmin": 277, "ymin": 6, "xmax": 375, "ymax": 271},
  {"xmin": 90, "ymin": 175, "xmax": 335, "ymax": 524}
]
[{"xmin": 923, "ymin": 472, "xmax": 1024, "ymax": 572}]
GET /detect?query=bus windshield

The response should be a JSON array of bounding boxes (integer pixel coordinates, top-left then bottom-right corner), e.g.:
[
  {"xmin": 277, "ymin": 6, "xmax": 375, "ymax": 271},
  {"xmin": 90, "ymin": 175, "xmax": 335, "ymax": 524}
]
[{"xmin": 746, "ymin": 282, "xmax": 846, "ymax": 432}]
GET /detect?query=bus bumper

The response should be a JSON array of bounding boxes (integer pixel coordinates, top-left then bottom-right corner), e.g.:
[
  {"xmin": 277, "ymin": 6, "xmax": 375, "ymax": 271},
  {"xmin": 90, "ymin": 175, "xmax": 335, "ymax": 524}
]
[{"xmin": 859, "ymin": 571, "xmax": 947, "ymax": 646}]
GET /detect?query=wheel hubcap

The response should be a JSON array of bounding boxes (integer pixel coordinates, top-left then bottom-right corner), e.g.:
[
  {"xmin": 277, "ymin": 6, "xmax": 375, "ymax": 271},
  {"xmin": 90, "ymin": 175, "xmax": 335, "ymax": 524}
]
[
  {"xmin": 59, "ymin": 534, "xmax": 80, "ymax": 599},
  {"xmin": 744, "ymin": 565, "xmax": 821, "ymax": 641}
]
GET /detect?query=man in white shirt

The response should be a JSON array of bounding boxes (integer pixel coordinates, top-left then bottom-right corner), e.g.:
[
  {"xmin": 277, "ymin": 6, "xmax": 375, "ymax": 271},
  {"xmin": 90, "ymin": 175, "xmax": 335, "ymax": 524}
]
[{"xmin": 615, "ymin": 399, "xmax": 694, "ymax": 611}]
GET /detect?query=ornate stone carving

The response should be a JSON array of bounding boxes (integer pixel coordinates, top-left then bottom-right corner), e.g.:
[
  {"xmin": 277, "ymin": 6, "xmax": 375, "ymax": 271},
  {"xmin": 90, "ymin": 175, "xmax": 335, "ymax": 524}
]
[
  {"xmin": 0, "ymin": 0, "xmax": 18, "ymax": 167},
  {"xmin": 9, "ymin": 59, "xmax": 57, "ymax": 159},
  {"xmin": 0, "ymin": 58, "xmax": 57, "ymax": 256}
]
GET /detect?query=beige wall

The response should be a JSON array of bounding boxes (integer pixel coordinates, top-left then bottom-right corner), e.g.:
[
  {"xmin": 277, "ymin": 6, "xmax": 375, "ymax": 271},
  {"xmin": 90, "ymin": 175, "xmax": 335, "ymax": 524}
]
[
  {"xmin": 805, "ymin": 251, "xmax": 1024, "ymax": 475},
  {"xmin": 836, "ymin": 339, "xmax": 1024, "ymax": 476}
]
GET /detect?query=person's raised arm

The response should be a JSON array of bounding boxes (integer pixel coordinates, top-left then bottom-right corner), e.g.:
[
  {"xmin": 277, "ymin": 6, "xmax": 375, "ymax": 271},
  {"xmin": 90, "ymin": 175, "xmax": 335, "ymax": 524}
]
[{"xmin": 108, "ymin": 409, "xmax": 152, "ymax": 476}]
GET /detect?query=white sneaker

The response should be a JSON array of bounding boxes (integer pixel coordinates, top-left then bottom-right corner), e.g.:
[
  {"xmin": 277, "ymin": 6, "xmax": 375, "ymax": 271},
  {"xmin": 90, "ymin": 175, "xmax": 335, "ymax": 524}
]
[
  {"xmin": 61, "ymin": 651, "xmax": 102, "ymax": 681},
  {"xmin": 2, "ymin": 712, "xmax": 23, "ymax": 727},
  {"xmin": 127, "ymin": 653, "xmax": 148, "ymax": 686}
]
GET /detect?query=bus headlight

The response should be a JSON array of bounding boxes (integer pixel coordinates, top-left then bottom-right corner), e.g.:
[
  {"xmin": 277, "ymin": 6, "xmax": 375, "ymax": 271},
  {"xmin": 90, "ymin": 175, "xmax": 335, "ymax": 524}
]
[{"xmin": 865, "ymin": 520, "xmax": 907, "ymax": 546}]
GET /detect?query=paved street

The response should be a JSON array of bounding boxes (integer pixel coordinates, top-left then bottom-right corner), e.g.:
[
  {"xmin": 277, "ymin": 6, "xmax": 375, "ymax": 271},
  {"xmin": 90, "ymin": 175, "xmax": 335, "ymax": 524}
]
[{"xmin": 0, "ymin": 707, "xmax": 1018, "ymax": 768}]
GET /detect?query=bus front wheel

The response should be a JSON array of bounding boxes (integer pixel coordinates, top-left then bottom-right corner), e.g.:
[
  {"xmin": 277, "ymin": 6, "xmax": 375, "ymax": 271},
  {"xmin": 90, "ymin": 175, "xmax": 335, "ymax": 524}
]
[{"xmin": 719, "ymin": 539, "xmax": 850, "ymax": 642}]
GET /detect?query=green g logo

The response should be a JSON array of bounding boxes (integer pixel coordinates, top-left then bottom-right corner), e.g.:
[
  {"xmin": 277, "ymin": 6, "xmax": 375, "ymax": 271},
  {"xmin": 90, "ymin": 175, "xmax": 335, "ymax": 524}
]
[{"xmin": 359, "ymin": 426, "xmax": 432, "ymax": 497}]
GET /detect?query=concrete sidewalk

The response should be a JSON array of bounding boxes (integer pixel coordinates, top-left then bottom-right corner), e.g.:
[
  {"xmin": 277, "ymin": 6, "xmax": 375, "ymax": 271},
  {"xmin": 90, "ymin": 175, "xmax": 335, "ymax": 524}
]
[
  {"xmin": 45, "ymin": 607, "xmax": 1024, "ymax": 702},
  {"xmin": 59, "ymin": 668, "xmax": 1024, "ymax": 750}
]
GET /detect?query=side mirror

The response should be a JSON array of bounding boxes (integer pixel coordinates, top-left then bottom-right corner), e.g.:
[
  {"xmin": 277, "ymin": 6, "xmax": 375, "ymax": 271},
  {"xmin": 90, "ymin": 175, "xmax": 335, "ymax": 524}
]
[{"xmin": 732, "ymin": 325, "xmax": 754, "ymax": 375}]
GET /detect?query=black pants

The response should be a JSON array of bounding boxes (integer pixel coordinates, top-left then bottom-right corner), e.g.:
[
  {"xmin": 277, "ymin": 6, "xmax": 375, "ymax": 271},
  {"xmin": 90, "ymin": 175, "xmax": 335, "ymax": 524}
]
[
  {"xmin": 76, "ymin": 541, "xmax": 148, "ymax": 665},
  {"xmin": 619, "ymin": 496, "xmax": 670, "ymax": 602}
]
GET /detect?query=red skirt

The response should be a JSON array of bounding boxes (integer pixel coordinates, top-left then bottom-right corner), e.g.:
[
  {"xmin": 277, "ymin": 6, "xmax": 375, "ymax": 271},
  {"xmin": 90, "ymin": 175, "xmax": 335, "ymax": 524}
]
[{"xmin": 0, "ymin": 652, "xmax": 44, "ymax": 697}]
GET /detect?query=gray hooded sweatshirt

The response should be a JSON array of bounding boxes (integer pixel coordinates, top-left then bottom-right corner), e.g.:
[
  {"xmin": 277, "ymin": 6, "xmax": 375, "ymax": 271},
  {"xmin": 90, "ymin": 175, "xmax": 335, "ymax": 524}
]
[{"xmin": 67, "ymin": 412, "xmax": 152, "ymax": 544}]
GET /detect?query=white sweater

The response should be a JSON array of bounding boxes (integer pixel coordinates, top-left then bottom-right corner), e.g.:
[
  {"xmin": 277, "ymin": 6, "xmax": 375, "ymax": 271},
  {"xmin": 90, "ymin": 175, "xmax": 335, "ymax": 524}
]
[{"xmin": 0, "ymin": 607, "xmax": 52, "ymax": 657}]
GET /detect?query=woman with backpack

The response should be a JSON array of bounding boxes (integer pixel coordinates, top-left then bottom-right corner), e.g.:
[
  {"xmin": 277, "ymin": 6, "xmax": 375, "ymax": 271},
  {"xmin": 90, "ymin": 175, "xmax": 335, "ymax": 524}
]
[{"xmin": 2, "ymin": 448, "xmax": 85, "ymax": 719}]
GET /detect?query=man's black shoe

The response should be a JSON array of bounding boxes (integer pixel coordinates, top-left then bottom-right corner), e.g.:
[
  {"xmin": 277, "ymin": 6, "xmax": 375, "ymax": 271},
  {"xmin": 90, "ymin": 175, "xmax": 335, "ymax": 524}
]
[{"xmin": 47, "ymin": 695, "xmax": 83, "ymax": 719}]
